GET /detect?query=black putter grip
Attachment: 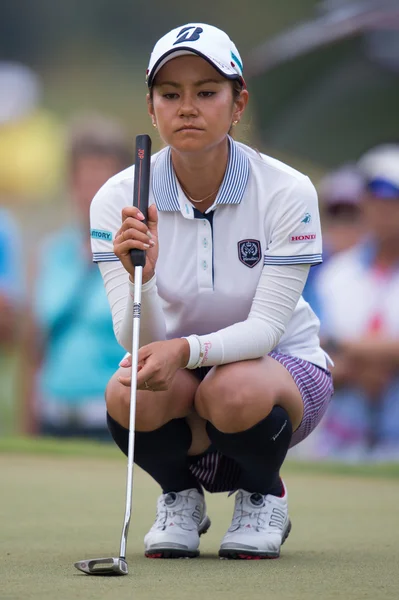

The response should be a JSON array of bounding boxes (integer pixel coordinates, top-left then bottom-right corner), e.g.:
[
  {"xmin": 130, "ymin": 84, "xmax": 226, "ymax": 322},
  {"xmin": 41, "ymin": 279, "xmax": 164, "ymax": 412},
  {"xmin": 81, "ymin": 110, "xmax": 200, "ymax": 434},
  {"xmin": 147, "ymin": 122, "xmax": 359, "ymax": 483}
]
[{"xmin": 130, "ymin": 134, "xmax": 152, "ymax": 268}]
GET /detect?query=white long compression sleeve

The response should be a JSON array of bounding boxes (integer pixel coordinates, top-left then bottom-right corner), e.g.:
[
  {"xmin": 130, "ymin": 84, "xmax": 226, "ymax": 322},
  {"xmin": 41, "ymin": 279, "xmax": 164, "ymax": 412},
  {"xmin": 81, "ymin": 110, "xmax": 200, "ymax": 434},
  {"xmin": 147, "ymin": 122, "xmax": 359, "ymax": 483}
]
[
  {"xmin": 99, "ymin": 260, "xmax": 310, "ymax": 365},
  {"xmin": 98, "ymin": 262, "xmax": 166, "ymax": 351},
  {"xmin": 186, "ymin": 263, "xmax": 310, "ymax": 367}
]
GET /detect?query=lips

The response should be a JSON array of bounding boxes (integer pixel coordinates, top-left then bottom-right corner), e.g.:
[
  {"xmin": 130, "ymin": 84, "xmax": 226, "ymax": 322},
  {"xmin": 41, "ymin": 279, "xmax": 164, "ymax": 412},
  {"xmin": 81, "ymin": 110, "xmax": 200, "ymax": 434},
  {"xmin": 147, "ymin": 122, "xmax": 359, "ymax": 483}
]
[{"xmin": 176, "ymin": 126, "xmax": 203, "ymax": 132}]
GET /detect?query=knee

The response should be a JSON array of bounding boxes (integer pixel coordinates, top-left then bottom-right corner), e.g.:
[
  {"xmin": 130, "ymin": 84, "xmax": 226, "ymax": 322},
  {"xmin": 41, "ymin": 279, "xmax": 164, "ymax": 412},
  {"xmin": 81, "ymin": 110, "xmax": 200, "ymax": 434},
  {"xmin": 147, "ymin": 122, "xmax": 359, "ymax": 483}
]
[
  {"xmin": 195, "ymin": 368, "xmax": 273, "ymax": 433},
  {"xmin": 135, "ymin": 399, "xmax": 170, "ymax": 432},
  {"xmin": 105, "ymin": 369, "xmax": 167, "ymax": 432},
  {"xmin": 105, "ymin": 370, "xmax": 126, "ymax": 415}
]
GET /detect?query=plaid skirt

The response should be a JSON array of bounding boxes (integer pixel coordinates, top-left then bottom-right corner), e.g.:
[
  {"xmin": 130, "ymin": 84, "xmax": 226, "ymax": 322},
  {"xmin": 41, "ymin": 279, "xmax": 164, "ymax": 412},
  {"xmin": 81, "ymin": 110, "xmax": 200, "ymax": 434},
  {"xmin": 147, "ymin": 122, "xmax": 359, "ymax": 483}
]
[{"xmin": 189, "ymin": 352, "xmax": 334, "ymax": 493}]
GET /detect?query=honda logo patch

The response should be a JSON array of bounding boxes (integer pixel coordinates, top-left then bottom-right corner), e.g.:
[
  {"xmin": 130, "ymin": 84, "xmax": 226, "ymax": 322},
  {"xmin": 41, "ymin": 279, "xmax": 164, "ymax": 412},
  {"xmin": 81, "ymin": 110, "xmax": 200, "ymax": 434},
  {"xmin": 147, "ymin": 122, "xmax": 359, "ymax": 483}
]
[
  {"xmin": 238, "ymin": 239, "xmax": 261, "ymax": 268},
  {"xmin": 290, "ymin": 233, "xmax": 317, "ymax": 243}
]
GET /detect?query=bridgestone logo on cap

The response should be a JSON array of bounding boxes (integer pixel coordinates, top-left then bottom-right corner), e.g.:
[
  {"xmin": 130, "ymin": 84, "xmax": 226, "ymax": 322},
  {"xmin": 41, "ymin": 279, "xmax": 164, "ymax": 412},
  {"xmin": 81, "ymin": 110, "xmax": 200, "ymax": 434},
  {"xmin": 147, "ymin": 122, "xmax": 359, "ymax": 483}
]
[{"xmin": 290, "ymin": 233, "xmax": 316, "ymax": 242}]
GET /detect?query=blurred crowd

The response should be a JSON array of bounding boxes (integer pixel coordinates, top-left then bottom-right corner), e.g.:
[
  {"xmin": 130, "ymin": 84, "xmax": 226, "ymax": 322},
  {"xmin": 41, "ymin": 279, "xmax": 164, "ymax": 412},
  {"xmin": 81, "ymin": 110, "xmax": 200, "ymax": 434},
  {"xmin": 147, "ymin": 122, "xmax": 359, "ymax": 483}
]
[
  {"xmin": 0, "ymin": 62, "xmax": 129, "ymax": 441},
  {"xmin": 299, "ymin": 145, "xmax": 399, "ymax": 462},
  {"xmin": 1, "ymin": 61, "xmax": 399, "ymax": 462}
]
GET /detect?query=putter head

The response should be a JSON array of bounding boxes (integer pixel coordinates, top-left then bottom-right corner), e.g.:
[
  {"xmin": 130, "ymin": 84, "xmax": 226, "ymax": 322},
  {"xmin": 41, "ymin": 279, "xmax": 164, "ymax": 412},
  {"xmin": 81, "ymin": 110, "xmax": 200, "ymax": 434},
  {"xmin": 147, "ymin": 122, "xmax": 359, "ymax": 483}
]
[{"xmin": 74, "ymin": 557, "xmax": 128, "ymax": 576}]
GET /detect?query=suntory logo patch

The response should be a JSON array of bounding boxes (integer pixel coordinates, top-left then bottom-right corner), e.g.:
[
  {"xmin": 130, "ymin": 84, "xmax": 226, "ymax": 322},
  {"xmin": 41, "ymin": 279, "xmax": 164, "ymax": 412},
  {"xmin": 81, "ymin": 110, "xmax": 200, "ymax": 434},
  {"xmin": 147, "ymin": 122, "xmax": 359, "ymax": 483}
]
[{"xmin": 91, "ymin": 229, "xmax": 113, "ymax": 241}]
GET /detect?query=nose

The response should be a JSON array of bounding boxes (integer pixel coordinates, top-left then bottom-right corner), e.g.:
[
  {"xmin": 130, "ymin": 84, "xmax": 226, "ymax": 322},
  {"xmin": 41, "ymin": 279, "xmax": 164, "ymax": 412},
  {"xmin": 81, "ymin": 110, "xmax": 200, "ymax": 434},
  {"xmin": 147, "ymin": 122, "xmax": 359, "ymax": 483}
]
[{"xmin": 178, "ymin": 91, "xmax": 198, "ymax": 118}]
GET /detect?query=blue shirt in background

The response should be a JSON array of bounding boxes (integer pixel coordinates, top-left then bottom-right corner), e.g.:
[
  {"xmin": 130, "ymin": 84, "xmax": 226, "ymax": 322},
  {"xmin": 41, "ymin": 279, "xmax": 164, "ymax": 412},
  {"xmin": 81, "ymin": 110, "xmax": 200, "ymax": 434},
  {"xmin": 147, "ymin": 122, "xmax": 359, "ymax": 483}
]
[
  {"xmin": 302, "ymin": 247, "xmax": 333, "ymax": 323},
  {"xmin": 34, "ymin": 226, "xmax": 124, "ymax": 406},
  {"xmin": 0, "ymin": 208, "xmax": 23, "ymax": 299}
]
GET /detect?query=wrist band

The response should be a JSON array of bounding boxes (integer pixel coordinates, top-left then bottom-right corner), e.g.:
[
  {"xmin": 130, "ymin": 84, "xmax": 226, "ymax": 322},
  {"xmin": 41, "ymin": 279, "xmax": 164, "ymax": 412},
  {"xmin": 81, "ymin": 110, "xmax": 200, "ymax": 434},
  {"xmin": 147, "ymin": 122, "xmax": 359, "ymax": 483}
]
[{"xmin": 182, "ymin": 335, "xmax": 203, "ymax": 369}]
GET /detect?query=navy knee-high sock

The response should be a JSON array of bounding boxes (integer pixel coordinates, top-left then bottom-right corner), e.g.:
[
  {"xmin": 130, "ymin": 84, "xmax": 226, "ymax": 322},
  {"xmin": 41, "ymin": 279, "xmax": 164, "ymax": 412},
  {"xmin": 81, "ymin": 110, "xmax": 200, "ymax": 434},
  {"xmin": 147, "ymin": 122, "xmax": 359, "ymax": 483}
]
[
  {"xmin": 206, "ymin": 406, "xmax": 292, "ymax": 496},
  {"xmin": 107, "ymin": 413, "xmax": 202, "ymax": 494}
]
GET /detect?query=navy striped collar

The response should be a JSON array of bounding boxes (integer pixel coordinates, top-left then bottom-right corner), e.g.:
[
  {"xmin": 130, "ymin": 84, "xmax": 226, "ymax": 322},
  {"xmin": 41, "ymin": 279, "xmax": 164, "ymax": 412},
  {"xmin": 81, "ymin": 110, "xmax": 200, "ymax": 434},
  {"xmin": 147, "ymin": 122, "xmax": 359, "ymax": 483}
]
[{"xmin": 152, "ymin": 136, "xmax": 250, "ymax": 212}]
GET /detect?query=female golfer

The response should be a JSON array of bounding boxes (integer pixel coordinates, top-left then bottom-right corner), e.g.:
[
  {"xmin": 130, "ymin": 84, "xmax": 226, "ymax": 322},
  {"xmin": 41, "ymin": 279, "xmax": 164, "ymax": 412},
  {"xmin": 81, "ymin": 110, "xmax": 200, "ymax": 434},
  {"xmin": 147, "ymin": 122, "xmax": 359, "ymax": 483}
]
[{"xmin": 91, "ymin": 23, "xmax": 334, "ymax": 560}]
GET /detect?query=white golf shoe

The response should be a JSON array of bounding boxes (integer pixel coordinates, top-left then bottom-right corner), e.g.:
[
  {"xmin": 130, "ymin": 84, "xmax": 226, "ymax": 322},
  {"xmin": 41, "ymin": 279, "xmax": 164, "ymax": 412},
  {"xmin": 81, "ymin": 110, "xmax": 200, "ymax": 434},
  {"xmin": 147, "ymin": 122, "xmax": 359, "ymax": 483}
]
[
  {"xmin": 219, "ymin": 482, "xmax": 291, "ymax": 559},
  {"xmin": 144, "ymin": 488, "xmax": 211, "ymax": 558}
]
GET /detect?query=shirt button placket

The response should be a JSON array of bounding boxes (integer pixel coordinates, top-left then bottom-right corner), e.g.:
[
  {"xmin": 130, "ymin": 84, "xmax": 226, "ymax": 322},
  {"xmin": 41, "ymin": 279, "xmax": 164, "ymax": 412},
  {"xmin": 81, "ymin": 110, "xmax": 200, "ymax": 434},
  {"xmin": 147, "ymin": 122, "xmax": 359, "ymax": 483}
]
[{"xmin": 198, "ymin": 219, "xmax": 213, "ymax": 290}]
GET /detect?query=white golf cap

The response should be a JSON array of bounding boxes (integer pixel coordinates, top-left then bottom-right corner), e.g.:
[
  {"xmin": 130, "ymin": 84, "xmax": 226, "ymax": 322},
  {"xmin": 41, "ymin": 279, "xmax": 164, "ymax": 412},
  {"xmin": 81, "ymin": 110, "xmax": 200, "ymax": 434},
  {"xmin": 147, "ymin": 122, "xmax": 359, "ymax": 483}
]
[
  {"xmin": 358, "ymin": 144, "xmax": 399, "ymax": 198},
  {"xmin": 146, "ymin": 23, "xmax": 245, "ymax": 87}
]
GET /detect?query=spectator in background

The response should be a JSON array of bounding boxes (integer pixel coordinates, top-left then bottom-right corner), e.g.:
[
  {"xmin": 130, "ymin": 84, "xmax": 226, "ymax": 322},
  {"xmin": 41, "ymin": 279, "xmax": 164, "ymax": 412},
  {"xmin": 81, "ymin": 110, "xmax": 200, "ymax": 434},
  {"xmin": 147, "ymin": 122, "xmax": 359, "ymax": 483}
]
[
  {"xmin": 313, "ymin": 144, "xmax": 399, "ymax": 460},
  {"xmin": 0, "ymin": 62, "xmax": 62, "ymax": 200},
  {"xmin": 0, "ymin": 65, "xmax": 33, "ymax": 433},
  {"xmin": 0, "ymin": 208, "xmax": 22, "ymax": 344},
  {"xmin": 25, "ymin": 114, "xmax": 131, "ymax": 439},
  {"xmin": 0, "ymin": 208, "xmax": 23, "ymax": 433},
  {"xmin": 302, "ymin": 165, "xmax": 364, "ymax": 318}
]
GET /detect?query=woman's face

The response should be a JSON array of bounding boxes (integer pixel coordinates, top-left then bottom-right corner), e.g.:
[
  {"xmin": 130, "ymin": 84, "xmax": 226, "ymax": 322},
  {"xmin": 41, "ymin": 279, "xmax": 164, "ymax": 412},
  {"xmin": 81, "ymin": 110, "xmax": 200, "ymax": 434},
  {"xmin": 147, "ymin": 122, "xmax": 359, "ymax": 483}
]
[{"xmin": 148, "ymin": 55, "xmax": 248, "ymax": 153}]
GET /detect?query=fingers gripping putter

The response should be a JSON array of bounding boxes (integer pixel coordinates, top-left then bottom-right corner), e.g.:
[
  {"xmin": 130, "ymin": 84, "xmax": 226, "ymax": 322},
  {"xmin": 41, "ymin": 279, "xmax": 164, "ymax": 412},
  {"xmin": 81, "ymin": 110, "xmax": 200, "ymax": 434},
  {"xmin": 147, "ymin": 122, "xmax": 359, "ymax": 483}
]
[{"xmin": 74, "ymin": 134, "xmax": 152, "ymax": 576}]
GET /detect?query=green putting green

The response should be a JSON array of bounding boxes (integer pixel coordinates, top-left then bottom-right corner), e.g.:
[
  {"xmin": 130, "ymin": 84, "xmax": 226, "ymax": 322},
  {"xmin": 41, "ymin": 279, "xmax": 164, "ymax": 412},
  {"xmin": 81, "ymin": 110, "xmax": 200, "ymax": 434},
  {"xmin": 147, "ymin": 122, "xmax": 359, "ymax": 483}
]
[{"xmin": 1, "ymin": 439, "xmax": 399, "ymax": 600}]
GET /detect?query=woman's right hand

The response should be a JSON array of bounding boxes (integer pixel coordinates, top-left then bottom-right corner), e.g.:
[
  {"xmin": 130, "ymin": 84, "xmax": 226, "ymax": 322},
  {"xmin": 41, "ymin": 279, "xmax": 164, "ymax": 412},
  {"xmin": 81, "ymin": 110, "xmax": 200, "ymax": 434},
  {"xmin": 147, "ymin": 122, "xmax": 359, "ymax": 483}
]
[{"xmin": 114, "ymin": 204, "xmax": 158, "ymax": 282}]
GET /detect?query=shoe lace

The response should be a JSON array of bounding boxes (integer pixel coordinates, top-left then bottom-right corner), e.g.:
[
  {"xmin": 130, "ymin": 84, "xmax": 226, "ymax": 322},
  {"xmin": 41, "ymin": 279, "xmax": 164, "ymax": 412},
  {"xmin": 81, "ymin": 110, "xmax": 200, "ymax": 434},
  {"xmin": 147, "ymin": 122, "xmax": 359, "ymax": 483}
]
[
  {"xmin": 231, "ymin": 492, "xmax": 286, "ymax": 532},
  {"xmin": 230, "ymin": 494, "xmax": 270, "ymax": 531},
  {"xmin": 153, "ymin": 493, "xmax": 200, "ymax": 531}
]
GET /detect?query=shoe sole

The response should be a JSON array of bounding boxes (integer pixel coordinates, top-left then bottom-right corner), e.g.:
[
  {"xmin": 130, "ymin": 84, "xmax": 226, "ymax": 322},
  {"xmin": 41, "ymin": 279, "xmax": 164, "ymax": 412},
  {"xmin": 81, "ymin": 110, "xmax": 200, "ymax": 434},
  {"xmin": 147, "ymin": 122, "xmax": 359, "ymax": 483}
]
[
  {"xmin": 218, "ymin": 519, "xmax": 292, "ymax": 560},
  {"xmin": 145, "ymin": 516, "xmax": 211, "ymax": 559}
]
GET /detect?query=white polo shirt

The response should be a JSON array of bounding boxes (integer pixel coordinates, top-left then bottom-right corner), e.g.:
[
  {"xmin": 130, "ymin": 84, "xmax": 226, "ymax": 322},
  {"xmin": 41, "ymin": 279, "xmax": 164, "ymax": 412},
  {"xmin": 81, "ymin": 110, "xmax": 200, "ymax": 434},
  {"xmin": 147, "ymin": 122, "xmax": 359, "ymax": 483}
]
[
  {"xmin": 91, "ymin": 137, "xmax": 326, "ymax": 368},
  {"xmin": 316, "ymin": 243, "xmax": 399, "ymax": 339}
]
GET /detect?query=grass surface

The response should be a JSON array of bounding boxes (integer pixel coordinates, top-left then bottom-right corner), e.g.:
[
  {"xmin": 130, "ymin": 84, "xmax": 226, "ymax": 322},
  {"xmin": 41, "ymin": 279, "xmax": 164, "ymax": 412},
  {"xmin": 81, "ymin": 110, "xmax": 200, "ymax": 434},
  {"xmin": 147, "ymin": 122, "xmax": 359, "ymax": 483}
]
[
  {"xmin": 1, "ymin": 441, "xmax": 399, "ymax": 600},
  {"xmin": 2, "ymin": 436, "xmax": 399, "ymax": 478}
]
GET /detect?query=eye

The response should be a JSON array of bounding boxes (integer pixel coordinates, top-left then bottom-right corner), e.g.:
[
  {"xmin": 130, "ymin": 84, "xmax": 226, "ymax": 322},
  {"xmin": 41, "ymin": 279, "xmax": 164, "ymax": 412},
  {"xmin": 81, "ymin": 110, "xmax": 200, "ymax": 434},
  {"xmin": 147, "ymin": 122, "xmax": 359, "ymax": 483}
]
[
  {"xmin": 198, "ymin": 91, "xmax": 215, "ymax": 98},
  {"xmin": 163, "ymin": 93, "xmax": 179, "ymax": 100}
]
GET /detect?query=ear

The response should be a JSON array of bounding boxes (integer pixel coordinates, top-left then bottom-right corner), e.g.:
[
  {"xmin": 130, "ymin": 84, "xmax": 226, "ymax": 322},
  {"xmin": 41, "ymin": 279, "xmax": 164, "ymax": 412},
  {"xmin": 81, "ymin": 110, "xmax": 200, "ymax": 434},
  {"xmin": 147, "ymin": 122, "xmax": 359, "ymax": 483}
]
[{"xmin": 233, "ymin": 89, "xmax": 249, "ymax": 124}]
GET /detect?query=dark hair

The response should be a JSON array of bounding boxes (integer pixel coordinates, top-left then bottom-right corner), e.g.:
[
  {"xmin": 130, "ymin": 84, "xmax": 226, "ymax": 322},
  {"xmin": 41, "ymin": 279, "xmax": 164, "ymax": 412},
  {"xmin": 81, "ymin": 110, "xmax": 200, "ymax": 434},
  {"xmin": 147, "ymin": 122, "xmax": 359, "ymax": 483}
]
[
  {"xmin": 66, "ymin": 113, "xmax": 132, "ymax": 171},
  {"xmin": 231, "ymin": 78, "xmax": 244, "ymax": 101}
]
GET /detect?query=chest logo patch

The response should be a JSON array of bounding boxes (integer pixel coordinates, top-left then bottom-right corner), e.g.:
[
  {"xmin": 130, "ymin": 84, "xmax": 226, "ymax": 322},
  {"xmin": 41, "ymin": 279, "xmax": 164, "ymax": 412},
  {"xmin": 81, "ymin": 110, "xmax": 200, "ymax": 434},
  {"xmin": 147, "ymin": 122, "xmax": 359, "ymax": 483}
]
[{"xmin": 238, "ymin": 239, "xmax": 261, "ymax": 268}]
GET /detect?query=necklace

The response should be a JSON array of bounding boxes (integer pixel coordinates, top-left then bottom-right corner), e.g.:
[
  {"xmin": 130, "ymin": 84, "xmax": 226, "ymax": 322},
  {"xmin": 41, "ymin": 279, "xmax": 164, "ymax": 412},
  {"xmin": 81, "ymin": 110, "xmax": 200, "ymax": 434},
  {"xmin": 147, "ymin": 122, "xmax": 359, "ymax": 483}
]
[{"xmin": 180, "ymin": 184, "xmax": 219, "ymax": 204}]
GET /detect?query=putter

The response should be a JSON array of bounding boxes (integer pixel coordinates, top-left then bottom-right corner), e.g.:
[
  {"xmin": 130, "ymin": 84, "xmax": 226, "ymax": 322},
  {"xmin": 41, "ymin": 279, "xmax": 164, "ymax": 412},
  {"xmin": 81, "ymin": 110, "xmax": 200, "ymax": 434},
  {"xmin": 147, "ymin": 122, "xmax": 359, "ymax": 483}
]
[{"xmin": 74, "ymin": 134, "xmax": 152, "ymax": 576}]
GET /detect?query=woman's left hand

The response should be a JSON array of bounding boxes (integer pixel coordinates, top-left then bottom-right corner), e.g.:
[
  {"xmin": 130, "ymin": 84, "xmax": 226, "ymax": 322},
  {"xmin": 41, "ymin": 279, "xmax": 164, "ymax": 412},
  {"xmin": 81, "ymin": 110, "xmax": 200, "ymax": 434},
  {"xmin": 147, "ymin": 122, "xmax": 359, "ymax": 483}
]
[{"xmin": 118, "ymin": 338, "xmax": 190, "ymax": 390}]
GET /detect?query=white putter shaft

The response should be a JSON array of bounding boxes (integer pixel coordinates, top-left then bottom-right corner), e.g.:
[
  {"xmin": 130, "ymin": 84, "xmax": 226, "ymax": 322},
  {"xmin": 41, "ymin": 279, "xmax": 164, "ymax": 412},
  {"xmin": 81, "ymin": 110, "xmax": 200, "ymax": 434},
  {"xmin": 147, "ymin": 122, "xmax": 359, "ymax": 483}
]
[
  {"xmin": 74, "ymin": 133, "xmax": 151, "ymax": 577},
  {"xmin": 74, "ymin": 265, "xmax": 143, "ymax": 576}
]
